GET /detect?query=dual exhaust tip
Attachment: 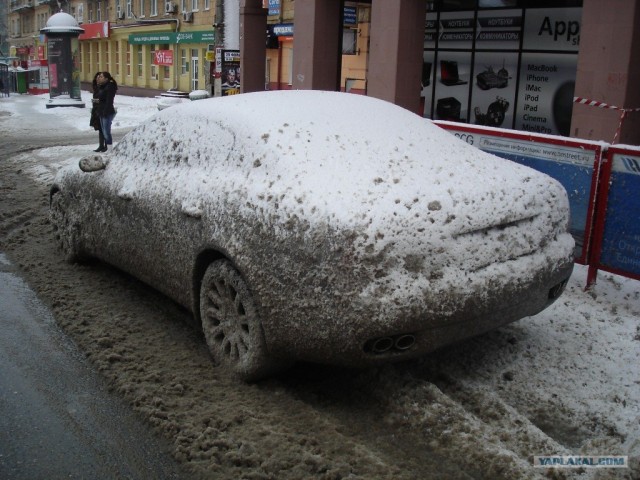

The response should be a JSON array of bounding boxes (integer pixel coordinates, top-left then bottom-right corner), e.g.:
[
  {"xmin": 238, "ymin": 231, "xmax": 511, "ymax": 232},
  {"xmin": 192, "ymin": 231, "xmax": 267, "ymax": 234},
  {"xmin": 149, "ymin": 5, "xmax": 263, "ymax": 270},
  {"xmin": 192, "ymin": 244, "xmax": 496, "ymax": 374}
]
[
  {"xmin": 366, "ymin": 333, "xmax": 416, "ymax": 355},
  {"xmin": 548, "ymin": 278, "xmax": 569, "ymax": 300}
]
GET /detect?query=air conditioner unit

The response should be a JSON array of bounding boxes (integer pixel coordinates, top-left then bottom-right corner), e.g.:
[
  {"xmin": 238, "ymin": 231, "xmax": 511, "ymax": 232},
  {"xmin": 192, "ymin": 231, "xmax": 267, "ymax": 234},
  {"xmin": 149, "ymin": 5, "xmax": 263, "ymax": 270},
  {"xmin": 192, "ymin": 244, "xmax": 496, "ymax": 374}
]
[
  {"xmin": 182, "ymin": 11, "xmax": 193, "ymax": 22},
  {"xmin": 164, "ymin": 2, "xmax": 176, "ymax": 14},
  {"xmin": 117, "ymin": 11, "xmax": 125, "ymax": 20}
]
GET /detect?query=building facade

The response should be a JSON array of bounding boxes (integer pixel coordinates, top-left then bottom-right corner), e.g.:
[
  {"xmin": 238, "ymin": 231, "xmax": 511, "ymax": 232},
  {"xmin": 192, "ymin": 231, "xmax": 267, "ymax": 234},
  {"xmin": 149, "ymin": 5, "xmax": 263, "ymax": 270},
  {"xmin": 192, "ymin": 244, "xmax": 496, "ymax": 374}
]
[{"xmin": 5, "ymin": 0, "xmax": 640, "ymax": 144}]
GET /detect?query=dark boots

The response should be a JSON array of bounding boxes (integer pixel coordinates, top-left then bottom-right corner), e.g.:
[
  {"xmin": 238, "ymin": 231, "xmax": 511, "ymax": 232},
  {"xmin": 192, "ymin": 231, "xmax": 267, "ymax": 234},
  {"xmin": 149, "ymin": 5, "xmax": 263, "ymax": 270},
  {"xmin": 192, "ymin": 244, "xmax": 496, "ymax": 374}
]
[{"xmin": 94, "ymin": 130, "xmax": 107, "ymax": 152}]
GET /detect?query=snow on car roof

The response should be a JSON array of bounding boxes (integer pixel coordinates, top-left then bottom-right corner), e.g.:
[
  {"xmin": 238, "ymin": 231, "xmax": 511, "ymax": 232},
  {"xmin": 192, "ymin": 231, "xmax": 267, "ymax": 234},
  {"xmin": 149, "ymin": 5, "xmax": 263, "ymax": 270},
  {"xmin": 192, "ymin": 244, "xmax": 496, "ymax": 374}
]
[{"xmin": 128, "ymin": 90, "xmax": 554, "ymax": 236}]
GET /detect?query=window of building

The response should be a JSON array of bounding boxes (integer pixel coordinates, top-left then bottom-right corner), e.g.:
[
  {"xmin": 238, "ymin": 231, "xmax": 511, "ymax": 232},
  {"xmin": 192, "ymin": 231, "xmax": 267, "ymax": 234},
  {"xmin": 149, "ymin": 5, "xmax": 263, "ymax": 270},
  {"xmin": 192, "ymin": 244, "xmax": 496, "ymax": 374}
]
[
  {"xmin": 127, "ymin": 48, "xmax": 131, "ymax": 76},
  {"xmin": 127, "ymin": 0, "xmax": 133, "ymax": 18},
  {"xmin": 204, "ymin": 0, "xmax": 209, "ymax": 10},
  {"xmin": 150, "ymin": 47, "xmax": 157, "ymax": 79},
  {"xmin": 137, "ymin": 45, "xmax": 143, "ymax": 76},
  {"xmin": 139, "ymin": 0, "xmax": 145, "ymax": 17},
  {"xmin": 97, "ymin": 1, "xmax": 102, "ymax": 21},
  {"xmin": 181, "ymin": 48, "xmax": 188, "ymax": 74},
  {"xmin": 115, "ymin": 43, "xmax": 120, "ymax": 75},
  {"xmin": 151, "ymin": 0, "xmax": 158, "ymax": 16},
  {"xmin": 191, "ymin": 0, "xmax": 198, "ymax": 11},
  {"xmin": 162, "ymin": 45, "xmax": 171, "ymax": 79},
  {"xmin": 181, "ymin": 0, "xmax": 187, "ymax": 13},
  {"xmin": 342, "ymin": 28, "xmax": 357, "ymax": 55}
]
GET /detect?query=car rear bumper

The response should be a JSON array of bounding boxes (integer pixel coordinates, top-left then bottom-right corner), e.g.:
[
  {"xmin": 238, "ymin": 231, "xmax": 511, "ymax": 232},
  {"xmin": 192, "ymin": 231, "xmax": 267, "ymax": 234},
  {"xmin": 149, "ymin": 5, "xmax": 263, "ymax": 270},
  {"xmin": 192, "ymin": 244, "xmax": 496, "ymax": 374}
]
[{"xmin": 265, "ymin": 256, "xmax": 574, "ymax": 368}]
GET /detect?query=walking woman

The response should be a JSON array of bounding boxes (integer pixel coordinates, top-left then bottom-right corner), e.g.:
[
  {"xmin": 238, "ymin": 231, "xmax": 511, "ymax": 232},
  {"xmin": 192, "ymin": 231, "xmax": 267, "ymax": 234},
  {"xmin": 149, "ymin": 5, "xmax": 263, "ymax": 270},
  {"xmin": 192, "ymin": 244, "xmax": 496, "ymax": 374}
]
[
  {"xmin": 90, "ymin": 72, "xmax": 106, "ymax": 152},
  {"xmin": 95, "ymin": 71, "xmax": 118, "ymax": 152}
]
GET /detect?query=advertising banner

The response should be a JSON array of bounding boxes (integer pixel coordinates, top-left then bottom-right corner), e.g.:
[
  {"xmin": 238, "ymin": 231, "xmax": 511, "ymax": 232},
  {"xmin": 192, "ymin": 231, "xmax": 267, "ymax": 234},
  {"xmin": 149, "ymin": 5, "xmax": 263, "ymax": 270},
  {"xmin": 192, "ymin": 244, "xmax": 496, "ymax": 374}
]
[
  {"xmin": 434, "ymin": 121, "xmax": 603, "ymax": 263},
  {"xmin": 267, "ymin": 0, "xmax": 280, "ymax": 16},
  {"xmin": 153, "ymin": 50, "xmax": 173, "ymax": 66},
  {"xmin": 472, "ymin": 51, "xmax": 517, "ymax": 128},
  {"xmin": 476, "ymin": 9, "xmax": 522, "ymax": 50},
  {"xmin": 221, "ymin": 49, "xmax": 240, "ymax": 96},
  {"xmin": 514, "ymin": 52, "xmax": 577, "ymax": 136},
  {"xmin": 424, "ymin": 13, "xmax": 437, "ymax": 49},
  {"xmin": 522, "ymin": 8, "xmax": 581, "ymax": 52},
  {"xmin": 438, "ymin": 11, "xmax": 475, "ymax": 50},
  {"xmin": 343, "ymin": 6, "xmax": 357, "ymax": 26},
  {"xmin": 422, "ymin": 6, "xmax": 581, "ymax": 137},
  {"xmin": 433, "ymin": 51, "xmax": 472, "ymax": 122},
  {"xmin": 78, "ymin": 22, "xmax": 110, "ymax": 41},
  {"xmin": 589, "ymin": 147, "xmax": 640, "ymax": 282}
]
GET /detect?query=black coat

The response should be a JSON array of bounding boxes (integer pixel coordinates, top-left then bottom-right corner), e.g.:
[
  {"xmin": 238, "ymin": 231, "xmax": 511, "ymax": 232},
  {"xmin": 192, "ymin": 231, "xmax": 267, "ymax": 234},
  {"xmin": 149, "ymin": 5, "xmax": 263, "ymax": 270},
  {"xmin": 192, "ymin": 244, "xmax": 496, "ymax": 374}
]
[{"xmin": 96, "ymin": 80, "xmax": 117, "ymax": 117}]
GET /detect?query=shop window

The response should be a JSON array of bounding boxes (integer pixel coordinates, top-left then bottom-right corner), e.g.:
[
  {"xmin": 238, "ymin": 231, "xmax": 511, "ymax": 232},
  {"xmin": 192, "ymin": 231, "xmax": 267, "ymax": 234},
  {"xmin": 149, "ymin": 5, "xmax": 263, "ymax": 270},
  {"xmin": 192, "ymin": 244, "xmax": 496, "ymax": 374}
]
[
  {"xmin": 127, "ymin": 49, "xmax": 131, "ymax": 76},
  {"xmin": 342, "ymin": 28, "xmax": 357, "ymax": 55},
  {"xmin": 181, "ymin": 49, "xmax": 188, "ymax": 74},
  {"xmin": 137, "ymin": 45, "xmax": 143, "ymax": 77}
]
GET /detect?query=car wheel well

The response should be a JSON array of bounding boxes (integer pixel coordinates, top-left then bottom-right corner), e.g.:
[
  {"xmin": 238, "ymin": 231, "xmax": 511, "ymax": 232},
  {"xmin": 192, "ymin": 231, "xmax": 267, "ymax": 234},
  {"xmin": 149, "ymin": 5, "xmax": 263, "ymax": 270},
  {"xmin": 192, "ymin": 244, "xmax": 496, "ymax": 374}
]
[{"xmin": 49, "ymin": 186, "xmax": 60, "ymax": 206}]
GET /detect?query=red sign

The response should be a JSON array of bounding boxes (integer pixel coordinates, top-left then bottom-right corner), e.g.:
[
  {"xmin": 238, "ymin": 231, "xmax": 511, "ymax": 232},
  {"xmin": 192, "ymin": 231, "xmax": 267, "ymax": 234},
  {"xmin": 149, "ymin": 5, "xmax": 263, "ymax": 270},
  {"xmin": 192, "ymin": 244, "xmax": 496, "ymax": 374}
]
[
  {"xmin": 78, "ymin": 22, "xmax": 110, "ymax": 40},
  {"xmin": 153, "ymin": 50, "xmax": 173, "ymax": 66}
]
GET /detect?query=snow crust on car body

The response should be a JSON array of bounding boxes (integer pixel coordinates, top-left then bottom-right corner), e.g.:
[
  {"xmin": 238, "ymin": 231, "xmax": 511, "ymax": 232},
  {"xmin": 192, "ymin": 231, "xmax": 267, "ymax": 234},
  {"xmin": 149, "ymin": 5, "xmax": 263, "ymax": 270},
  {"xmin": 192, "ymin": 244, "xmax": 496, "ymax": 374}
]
[{"xmin": 52, "ymin": 90, "xmax": 574, "ymax": 366}]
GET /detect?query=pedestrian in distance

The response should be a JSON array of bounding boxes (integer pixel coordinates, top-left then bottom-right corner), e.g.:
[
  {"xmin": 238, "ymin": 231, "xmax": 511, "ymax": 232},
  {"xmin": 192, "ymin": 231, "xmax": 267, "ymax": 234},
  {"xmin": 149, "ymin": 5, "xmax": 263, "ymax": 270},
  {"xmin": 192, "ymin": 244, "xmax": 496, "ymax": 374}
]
[
  {"xmin": 94, "ymin": 71, "xmax": 118, "ymax": 152},
  {"xmin": 90, "ymin": 72, "xmax": 106, "ymax": 152}
]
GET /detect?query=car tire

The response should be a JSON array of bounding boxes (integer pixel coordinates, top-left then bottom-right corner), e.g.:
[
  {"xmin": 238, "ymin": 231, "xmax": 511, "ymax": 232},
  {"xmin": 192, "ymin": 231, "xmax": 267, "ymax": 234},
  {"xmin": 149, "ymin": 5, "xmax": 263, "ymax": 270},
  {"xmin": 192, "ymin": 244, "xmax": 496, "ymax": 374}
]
[
  {"xmin": 200, "ymin": 260, "xmax": 287, "ymax": 381},
  {"xmin": 50, "ymin": 192, "xmax": 82, "ymax": 263}
]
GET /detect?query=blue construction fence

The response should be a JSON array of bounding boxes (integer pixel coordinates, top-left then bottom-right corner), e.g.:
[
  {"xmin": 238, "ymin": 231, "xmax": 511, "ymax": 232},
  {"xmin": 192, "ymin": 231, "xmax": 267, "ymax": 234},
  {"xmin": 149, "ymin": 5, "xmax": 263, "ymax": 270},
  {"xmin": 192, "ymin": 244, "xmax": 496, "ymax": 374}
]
[{"xmin": 434, "ymin": 120, "xmax": 640, "ymax": 287}]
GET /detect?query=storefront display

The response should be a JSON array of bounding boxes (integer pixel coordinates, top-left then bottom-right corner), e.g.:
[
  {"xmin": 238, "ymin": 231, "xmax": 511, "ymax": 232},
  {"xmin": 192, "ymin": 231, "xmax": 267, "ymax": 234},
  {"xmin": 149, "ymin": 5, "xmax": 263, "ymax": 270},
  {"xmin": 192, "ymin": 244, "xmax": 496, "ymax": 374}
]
[{"xmin": 423, "ymin": 3, "xmax": 582, "ymax": 137}]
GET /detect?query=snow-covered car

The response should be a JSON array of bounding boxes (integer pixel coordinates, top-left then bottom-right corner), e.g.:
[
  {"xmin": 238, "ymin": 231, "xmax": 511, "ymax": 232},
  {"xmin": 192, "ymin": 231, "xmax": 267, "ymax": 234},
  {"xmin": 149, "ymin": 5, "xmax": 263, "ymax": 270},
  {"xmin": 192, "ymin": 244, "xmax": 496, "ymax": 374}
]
[{"xmin": 50, "ymin": 90, "xmax": 574, "ymax": 380}]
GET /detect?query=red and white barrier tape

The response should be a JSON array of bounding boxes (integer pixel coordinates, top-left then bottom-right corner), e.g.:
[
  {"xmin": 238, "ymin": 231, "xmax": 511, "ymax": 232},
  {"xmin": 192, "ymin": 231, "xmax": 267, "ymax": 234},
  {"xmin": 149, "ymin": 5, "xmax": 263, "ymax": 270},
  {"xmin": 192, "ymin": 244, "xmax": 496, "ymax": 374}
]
[
  {"xmin": 573, "ymin": 97, "xmax": 640, "ymax": 143},
  {"xmin": 573, "ymin": 97, "xmax": 640, "ymax": 112}
]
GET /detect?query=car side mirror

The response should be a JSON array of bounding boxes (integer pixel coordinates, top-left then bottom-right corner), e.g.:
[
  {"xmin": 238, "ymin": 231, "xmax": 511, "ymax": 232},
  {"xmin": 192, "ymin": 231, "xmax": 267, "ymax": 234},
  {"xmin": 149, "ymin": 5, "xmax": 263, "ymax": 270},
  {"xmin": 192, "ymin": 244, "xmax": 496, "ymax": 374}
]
[{"xmin": 79, "ymin": 155, "xmax": 107, "ymax": 172}]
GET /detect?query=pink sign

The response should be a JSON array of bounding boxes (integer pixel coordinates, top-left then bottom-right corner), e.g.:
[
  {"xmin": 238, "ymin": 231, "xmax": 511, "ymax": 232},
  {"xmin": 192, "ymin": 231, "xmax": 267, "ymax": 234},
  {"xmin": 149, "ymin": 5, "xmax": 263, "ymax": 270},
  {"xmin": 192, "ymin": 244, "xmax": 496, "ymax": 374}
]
[
  {"xmin": 49, "ymin": 63, "xmax": 58, "ymax": 88},
  {"xmin": 153, "ymin": 50, "xmax": 173, "ymax": 66}
]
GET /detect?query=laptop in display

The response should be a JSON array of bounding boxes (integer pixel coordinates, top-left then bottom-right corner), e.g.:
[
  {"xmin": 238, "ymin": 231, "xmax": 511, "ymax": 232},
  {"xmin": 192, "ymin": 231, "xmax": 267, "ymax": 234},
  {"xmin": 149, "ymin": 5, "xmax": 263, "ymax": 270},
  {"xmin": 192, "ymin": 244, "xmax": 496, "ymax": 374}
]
[{"xmin": 440, "ymin": 60, "xmax": 468, "ymax": 86}]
